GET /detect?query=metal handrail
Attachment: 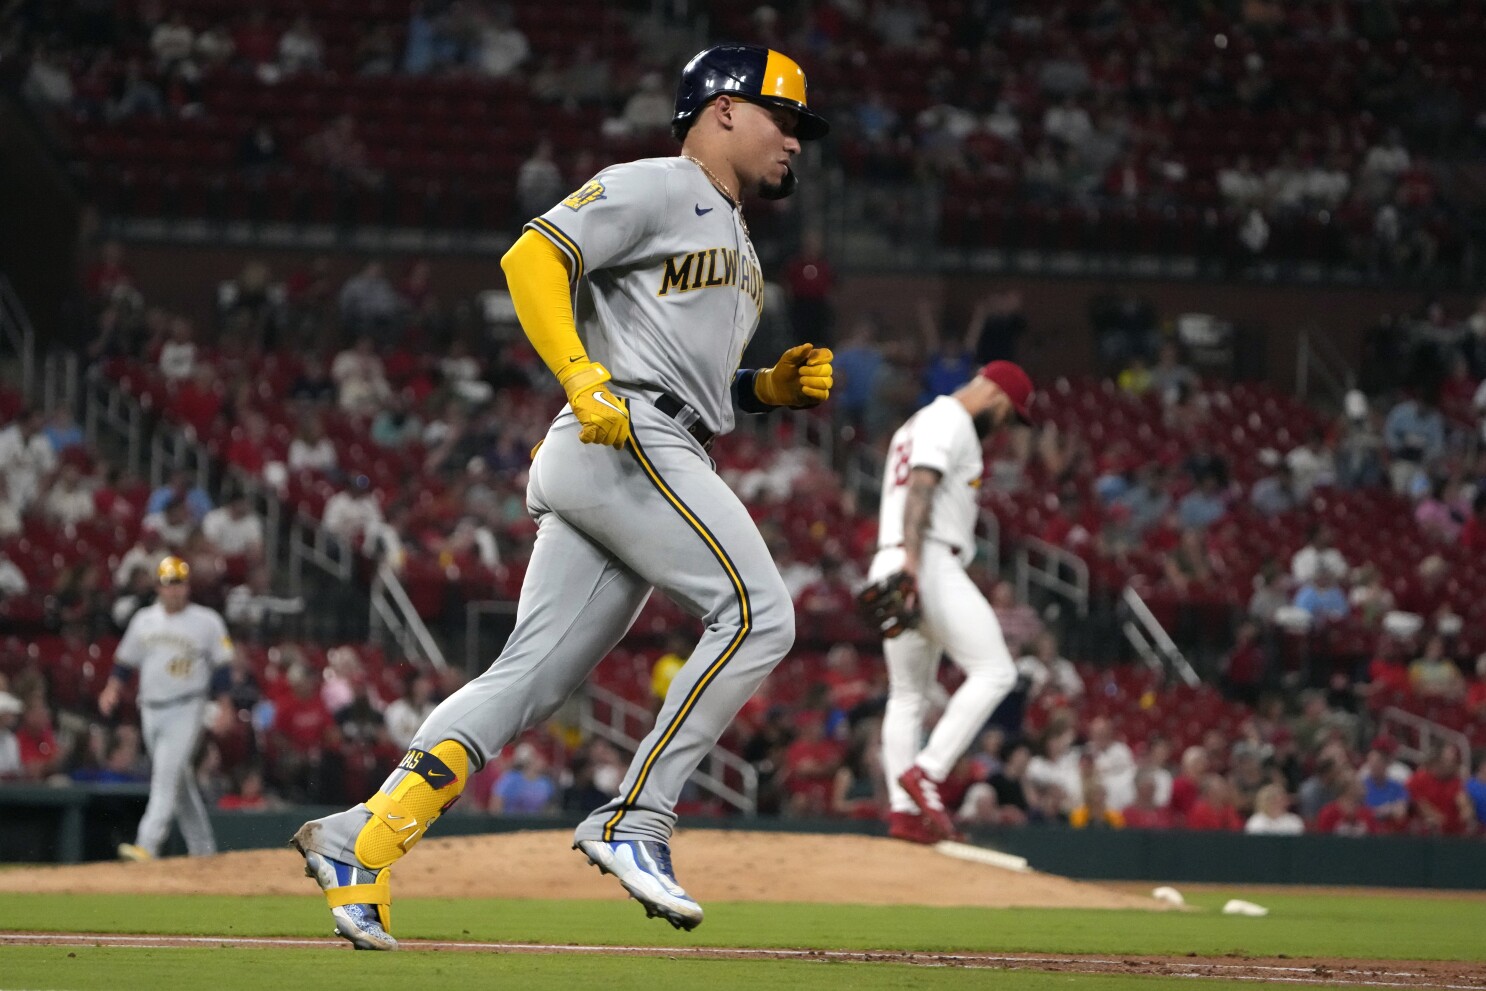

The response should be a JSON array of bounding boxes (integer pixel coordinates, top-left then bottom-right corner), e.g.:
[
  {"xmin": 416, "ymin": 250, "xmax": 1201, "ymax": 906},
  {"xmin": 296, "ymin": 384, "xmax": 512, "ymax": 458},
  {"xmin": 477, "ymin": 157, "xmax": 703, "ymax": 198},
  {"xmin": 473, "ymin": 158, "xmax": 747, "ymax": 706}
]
[
  {"xmin": 1016, "ymin": 535, "xmax": 1090, "ymax": 617},
  {"xmin": 1120, "ymin": 584, "xmax": 1200, "ymax": 686},
  {"xmin": 370, "ymin": 559, "xmax": 447, "ymax": 670},
  {"xmin": 1379, "ymin": 707, "xmax": 1471, "ymax": 777},
  {"xmin": 288, "ymin": 511, "xmax": 353, "ymax": 593},
  {"xmin": 580, "ymin": 683, "xmax": 757, "ymax": 814},
  {"xmin": 0, "ymin": 276, "xmax": 36, "ymax": 404},
  {"xmin": 1296, "ymin": 328, "xmax": 1356, "ymax": 404}
]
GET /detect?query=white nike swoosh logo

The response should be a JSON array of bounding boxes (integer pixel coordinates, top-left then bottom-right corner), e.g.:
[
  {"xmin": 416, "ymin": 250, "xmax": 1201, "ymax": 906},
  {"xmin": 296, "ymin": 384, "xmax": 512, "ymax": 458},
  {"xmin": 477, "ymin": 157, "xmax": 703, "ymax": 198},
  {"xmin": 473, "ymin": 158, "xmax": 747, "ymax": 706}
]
[{"xmin": 592, "ymin": 391, "xmax": 626, "ymax": 415}]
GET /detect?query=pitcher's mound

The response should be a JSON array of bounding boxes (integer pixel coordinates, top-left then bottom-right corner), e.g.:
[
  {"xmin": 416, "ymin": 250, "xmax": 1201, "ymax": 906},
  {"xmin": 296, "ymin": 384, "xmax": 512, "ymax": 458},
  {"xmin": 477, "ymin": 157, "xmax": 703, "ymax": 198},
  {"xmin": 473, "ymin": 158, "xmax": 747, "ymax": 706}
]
[{"xmin": 0, "ymin": 830, "xmax": 1160, "ymax": 910}]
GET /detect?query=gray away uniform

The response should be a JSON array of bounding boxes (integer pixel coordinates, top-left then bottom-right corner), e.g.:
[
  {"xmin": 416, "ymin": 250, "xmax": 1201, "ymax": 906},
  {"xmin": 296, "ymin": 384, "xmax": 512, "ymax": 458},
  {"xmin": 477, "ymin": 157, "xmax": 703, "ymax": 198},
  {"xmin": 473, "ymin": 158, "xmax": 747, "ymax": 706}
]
[
  {"xmin": 303, "ymin": 157, "xmax": 795, "ymax": 856},
  {"xmin": 113, "ymin": 601, "xmax": 234, "ymax": 856}
]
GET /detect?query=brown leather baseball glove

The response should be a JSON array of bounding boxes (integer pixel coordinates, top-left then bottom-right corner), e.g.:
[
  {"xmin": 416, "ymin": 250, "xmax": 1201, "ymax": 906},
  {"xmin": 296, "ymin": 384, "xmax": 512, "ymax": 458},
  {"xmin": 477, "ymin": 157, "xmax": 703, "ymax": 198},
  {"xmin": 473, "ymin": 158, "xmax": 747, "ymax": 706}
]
[{"xmin": 856, "ymin": 570, "xmax": 920, "ymax": 639}]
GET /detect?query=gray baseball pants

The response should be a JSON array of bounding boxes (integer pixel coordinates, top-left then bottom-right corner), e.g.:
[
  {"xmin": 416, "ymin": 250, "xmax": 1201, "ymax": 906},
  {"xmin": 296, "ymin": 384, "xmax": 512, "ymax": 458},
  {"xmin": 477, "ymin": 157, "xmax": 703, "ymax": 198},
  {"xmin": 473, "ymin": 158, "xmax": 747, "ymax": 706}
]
[
  {"xmin": 300, "ymin": 401, "xmax": 794, "ymax": 862},
  {"xmin": 137, "ymin": 697, "xmax": 216, "ymax": 856}
]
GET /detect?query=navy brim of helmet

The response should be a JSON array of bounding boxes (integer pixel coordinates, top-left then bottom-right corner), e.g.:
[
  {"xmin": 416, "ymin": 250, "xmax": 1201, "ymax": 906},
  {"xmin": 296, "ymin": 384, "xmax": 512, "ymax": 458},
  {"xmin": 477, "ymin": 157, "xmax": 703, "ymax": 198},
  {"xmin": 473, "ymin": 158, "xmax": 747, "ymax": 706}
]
[{"xmin": 750, "ymin": 95, "xmax": 830, "ymax": 140}]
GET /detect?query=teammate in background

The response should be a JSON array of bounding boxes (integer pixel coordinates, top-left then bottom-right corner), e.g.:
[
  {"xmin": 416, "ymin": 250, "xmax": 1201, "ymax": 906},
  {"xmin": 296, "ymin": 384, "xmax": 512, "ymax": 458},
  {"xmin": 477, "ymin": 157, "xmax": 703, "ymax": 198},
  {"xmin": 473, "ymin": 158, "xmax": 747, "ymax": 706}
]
[
  {"xmin": 290, "ymin": 43, "xmax": 833, "ymax": 949},
  {"xmin": 871, "ymin": 362, "xmax": 1034, "ymax": 843},
  {"xmin": 100, "ymin": 556, "xmax": 234, "ymax": 861}
]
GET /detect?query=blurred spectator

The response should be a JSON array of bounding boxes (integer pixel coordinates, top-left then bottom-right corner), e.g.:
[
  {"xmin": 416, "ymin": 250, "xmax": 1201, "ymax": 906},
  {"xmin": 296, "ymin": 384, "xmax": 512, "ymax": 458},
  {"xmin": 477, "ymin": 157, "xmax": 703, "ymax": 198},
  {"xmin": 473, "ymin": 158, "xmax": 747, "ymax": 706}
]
[
  {"xmin": 1347, "ymin": 565, "xmax": 1395, "ymax": 627},
  {"xmin": 1245, "ymin": 782, "xmax": 1304, "ymax": 835},
  {"xmin": 1290, "ymin": 525, "xmax": 1347, "ymax": 584},
  {"xmin": 491, "ymin": 743, "xmax": 555, "ymax": 814},
  {"xmin": 971, "ymin": 290, "xmax": 1028, "ymax": 365},
  {"xmin": 150, "ymin": 11, "xmax": 194, "ymax": 70},
  {"xmin": 1409, "ymin": 635, "xmax": 1465, "ymax": 701},
  {"xmin": 1112, "ymin": 465, "xmax": 1170, "ymax": 537},
  {"xmin": 1162, "ymin": 528, "xmax": 1216, "ymax": 595},
  {"xmin": 1360, "ymin": 744, "xmax": 1410, "ymax": 830},
  {"xmin": 991, "ymin": 581, "xmax": 1044, "ymax": 655},
  {"xmin": 1299, "ymin": 752, "xmax": 1353, "ymax": 822},
  {"xmin": 515, "ymin": 138, "xmax": 565, "ymax": 219},
  {"xmin": 831, "ymin": 734, "xmax": 885, "ymax": 820},
  {"xmin": 1069, "ymin": 781, "xmax": 1124, "ymax": 829},
  {"xmin": 40, "ymin": 462, "xmax": 96, "ymax": 528},
  {"xmin": 234, "ymin": 9, "xmax": 279, "ymax": 72},
  {"xmin": 782, "ymin": 712, "xmax": 842, "ymax": 816},
  {"xmin": 618, "ymin": 72, "xmax": 673, "ymax": 135},
  {"xmin": 1293, "ymin": 567, "xmax": 1349, "ymax": 623},
  {"xmin": 331, "ymin": 335, "xmax": 394, "ymax": 413},
  {"xmin": 158, "ymin": 316, "xmax": 197, "ymax": 382},
  {"xmin": 1026, "ymin": 724, "xmax": 1082, "ymax": 813},
  {"xmin": 289, "ymin": 353, "xmax": 337, "ymax": 405},
  {"xmin": 277, "ymin": 16, "xmax": 324, "ymax": 75},
  {"xmin": 147, "ymin": 469, "xmax": 212, "ymax": 521},
  {"xmin": 1408, "ymin": 744, "xmax": 1472, "ymax": 836},
  {"xmin": 355, "ymin": 24, "xmax": 399, "ymax": 75},
  {"xmin": 1219, "ymin": 620, "xmax": 1268, "ymax": 705},
  {"xmin": 1149, "ymin": 343, "xmax": 1197, "ymax": 404},
  {"xmin": 109, "ymin": 58, "xmax": 164, "ymax": 121},
  {"xmin": 370, "ymin": 391, "xmax": 423, "ymax": 450},
  {"xmin": 1285, "ymin": 429, "xmax": 1336, "ymax": 497},
  {"xmin": 1414, "ymin": 478, "xmax": 1468, "ymax": 542},
  {"xmin": 1383, "ymin": 395, "xmax": 1444, "ymax": 494},
  {"xmin": 795, "ymin": 556, "xmax": 856, "ymax": 620},
  {"xmin": 1122, "ymin": 770, "xmax": 1174, "ymax": 829},
  {"xmin": 1176, "ymin": 473, "xmax": 1227, "ymax": 530},
  {"xmin": 201, "ymin": 490, "xmax": 263, "ymax": 559},
  {"xmin": 140, "ymin": 496, "xmax": 195, "ymax": 549},
  {"xmin": 288, "ymin": 415, "xmax": 339, "ymax": 475},
  {"xmin": 0, "ymin": 692, "xmax": 26, "ymax": 777},
  {"xmin": 0, "ymin": 549, "xmax": 28, "ymax": 600},
  {"xmin": 384, "ymin": 670, "xmax": 437, "ymax": 749},
  {"xmin": 0, "ymin": 477, "xmax": 19, "ymax": 539},
  {"xmin": 1086, "ymin": 716, "xmax": 1136, "ymax": 810},
  {"xmin": 0, "ymin": 408, "xmax": 58, "ymax": 508},
  {"xmin": 15, "ymin": 701, "xmax": 61, "ymax": 780},
  {"xmin": 323, "ymin": 475, "xmax": 385, "ymax": 550},
  {"xmin": 1314, "ymin": 781, "xmax": 1378, "ymax": 836},
  {"xmin": 832, "ymin": 316, "xmax": 886, "ymax": 437},
  {"xmin": 1168, "ymin": 745, "xmax": 1208, "ymax": 821},
  {"xmin": 987, "ymin": 742, "xmax": 1034, "ymax": 821},
  {"xmin": 218, "ymin": 767, "xmax": 279, "ymax": 810},
  {"xmin": 1468, "ymin": 655, "xmax": 1486, "ymax": 718},
  {"xmin": 1467, "ymin": 753, "xmax": 1486, "ymax": 830},
  {"xmin": 1460, "ymin": 493, "xmax": 1486, "ymax": 553},
  {"xmin": 649, "ymin": 634, "xmax": 688, "ymax": 711},
  {"xmin": 113, "ymin": 527, "xmax": 169, "ymax": 589},
  {"xmin": 194, "ymin": 22, "xmax": 235, "ymax": 66},
  {"xmin": 43, "ymin": 408, "xmax": 84, "ymax": 455},
  {"xmin": 471, "ymin": 5, "xmax": 529, "ymax": 79},
  {"xmin": 1116, "ymin": 355, "xmax": 1151, "ymax": 396},
  {"xmin": 224, "ymin": 564, "xmax": 305, "ymax": 636},
  {"xmin": 1186, "ymin": 774, "xmax": 1243, "ymax": 831},
  {"xmin": 1016, "ymin": 632, "xmax": 1082, "ymax": 702},
  {"xmin": 781, "ymin": 230, "xmax": 836, "ymax": 348}
]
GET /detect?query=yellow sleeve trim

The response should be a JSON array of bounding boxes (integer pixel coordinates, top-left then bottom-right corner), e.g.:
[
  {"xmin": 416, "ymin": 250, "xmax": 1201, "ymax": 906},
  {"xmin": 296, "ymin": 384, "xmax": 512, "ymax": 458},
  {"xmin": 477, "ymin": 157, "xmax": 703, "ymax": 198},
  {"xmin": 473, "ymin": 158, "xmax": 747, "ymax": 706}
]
[
  {"xmin": 527, "ymin": 217, "xmax": 586, "ymax": 284},
  {"xmin": 501, "ymin": 229, "xmax": 590, "ymax": 376}
]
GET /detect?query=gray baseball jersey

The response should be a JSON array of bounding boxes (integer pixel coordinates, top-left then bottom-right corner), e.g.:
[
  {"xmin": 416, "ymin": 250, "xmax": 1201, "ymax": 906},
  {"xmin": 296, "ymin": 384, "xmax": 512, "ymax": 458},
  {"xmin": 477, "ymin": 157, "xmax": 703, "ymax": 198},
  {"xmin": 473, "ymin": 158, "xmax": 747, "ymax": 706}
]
[
  {"xmin": 300, "ymin": 154, "xmax": 799, "ymax": 864},
  {"xmin": 114, "ymin": 602, "xmax": 234, "ymax": 705},
  {"xmin": 527, "ymin": 157, "xmax": 764, "ymax": 434}
]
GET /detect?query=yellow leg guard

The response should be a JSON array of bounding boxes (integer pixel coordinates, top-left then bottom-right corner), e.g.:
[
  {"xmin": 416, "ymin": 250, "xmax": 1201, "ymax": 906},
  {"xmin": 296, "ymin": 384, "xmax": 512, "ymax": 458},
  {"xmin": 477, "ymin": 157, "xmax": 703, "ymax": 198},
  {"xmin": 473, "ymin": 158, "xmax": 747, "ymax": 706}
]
[
  {"xmin": 326, "ymin": 867, "xmax": 393, "ymax": 934},
  {"xmin": 353, "ymin": 741, "xmax": 469, "ymax": 870}
]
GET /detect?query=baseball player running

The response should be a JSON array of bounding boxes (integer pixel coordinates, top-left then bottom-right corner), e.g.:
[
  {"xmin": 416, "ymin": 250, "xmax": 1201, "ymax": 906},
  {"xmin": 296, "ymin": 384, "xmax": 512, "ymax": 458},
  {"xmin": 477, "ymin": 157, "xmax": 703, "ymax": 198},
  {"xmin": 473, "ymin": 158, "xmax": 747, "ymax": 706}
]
[
  {"xmin": 866, "ymin": 362, "xmax": 1033, "ymax": 843},
  {"xmin": 100, "ymin": 556, "xmax": 234, "ymax": 861},
  {"xmin": 291, "ymin": 43, "xmax": 833, "ymax": 949}
]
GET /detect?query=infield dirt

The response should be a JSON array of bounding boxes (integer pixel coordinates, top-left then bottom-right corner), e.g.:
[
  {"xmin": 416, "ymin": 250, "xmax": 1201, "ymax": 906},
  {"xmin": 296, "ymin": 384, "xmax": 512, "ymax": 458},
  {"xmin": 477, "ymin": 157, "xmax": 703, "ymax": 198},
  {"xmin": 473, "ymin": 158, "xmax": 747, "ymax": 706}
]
[{"xmin": 0, "ymin": 829, "xmax": 1160, "ymax": 910}]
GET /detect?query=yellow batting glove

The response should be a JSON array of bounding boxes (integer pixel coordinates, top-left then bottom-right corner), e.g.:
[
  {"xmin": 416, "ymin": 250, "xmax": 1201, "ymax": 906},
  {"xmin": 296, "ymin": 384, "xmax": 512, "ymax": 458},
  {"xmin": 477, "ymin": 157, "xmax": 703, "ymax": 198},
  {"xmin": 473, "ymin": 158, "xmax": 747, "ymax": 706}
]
[
  {"xmin": 754, "ymin": 343, "xmax": 835, "ymax": 408},
  {"xmin": 556, "ymin": 361, "xmax": 632, "ymax": 449}
]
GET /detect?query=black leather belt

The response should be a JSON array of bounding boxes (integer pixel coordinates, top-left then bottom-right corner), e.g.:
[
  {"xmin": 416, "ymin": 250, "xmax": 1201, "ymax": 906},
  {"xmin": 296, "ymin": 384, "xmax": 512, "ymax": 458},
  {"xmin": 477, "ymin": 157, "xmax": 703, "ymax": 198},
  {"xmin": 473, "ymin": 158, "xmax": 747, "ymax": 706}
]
[{"xmin": 654, "ymin": 392, "xmax": 715, "ymax": 450}]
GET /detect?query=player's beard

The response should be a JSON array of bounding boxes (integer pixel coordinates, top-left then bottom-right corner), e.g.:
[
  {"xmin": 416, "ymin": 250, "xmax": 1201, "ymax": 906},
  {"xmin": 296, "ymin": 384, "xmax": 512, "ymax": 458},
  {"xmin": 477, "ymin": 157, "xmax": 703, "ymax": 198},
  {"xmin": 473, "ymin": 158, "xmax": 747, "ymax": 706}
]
[{"xmin": 973, "ymin": 411, "xmax": 996, "ymax": 438}]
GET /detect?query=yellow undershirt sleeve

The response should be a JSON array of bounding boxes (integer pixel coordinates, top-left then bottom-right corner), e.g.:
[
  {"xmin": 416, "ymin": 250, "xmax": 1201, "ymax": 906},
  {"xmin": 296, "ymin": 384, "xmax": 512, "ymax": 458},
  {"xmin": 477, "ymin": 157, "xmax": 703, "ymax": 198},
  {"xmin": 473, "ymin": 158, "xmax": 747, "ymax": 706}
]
[{"xmin": 500, "ymin": 229, "xmax": 589, "ymax": 376}]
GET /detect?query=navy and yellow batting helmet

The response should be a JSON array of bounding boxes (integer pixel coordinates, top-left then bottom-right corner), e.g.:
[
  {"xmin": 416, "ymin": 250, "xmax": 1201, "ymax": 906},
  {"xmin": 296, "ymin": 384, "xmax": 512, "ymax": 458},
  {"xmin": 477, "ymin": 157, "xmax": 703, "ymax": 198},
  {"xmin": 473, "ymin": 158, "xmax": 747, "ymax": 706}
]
[
  {"xmin": 672, "ymin": 44, "xmax": 830, "ymax": 143},
  {"xmin": 157, "ymin": 555, "xmax": 191, "ymax": 585}
]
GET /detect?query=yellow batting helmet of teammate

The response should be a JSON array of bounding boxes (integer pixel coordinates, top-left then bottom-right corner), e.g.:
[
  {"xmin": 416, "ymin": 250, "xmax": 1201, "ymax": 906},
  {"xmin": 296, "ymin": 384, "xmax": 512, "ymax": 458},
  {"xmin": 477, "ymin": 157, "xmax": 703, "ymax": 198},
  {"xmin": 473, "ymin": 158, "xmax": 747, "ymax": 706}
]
[{"xmin": 157, "ymin": 555, "xmax": 191, "ymax": 585}]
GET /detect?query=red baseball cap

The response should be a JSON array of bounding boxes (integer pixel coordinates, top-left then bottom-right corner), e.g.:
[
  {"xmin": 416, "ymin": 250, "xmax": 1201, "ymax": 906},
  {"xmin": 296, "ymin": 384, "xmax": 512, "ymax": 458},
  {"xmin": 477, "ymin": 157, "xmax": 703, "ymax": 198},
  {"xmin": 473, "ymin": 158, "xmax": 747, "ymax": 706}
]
[{"xmin": 979, "ymin": 361, "xmax": 1034, "ymax": 424}]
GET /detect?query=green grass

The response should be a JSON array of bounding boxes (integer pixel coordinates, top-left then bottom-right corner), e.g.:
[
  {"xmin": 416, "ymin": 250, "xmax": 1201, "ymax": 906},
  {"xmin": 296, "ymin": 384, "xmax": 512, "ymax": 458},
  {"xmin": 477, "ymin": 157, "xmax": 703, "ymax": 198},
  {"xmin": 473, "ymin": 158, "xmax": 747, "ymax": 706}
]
[
  {"xmin": 0, "ymin": 891, "xmax": 1482, "ymax": 962},
  {"xmin": 0, "ymin": 946, "xmax": 1410, "ymax": 991}
]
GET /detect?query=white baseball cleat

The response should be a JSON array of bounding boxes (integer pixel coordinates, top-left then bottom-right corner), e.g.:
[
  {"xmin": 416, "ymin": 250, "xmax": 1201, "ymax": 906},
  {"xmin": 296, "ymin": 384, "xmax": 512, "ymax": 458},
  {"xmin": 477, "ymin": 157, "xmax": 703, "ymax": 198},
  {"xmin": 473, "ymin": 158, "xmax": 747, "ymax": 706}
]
[{"xmin": 576, "ymin": 839, "xmax": 704, "ymax": 931}]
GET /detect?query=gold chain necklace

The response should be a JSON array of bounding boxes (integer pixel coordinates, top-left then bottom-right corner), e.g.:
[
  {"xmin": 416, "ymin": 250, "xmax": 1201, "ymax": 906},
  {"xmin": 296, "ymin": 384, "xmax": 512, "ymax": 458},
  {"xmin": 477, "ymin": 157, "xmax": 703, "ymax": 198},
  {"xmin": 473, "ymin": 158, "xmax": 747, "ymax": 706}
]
[{"xmin": 684, "ymin": 155, "xmax": 748, "ymax": 237}]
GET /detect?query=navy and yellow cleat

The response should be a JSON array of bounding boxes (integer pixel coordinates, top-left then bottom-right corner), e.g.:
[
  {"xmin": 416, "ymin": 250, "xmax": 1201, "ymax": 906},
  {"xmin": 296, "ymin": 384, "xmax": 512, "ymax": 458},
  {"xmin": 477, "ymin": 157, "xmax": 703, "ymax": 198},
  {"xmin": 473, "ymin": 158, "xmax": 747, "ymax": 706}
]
[
  {"xmin": 575, "ymin": 839, "xmax": 704, "ymax": 931},
  {"xmin": 293, "ymin": 834, "xmax": 398, "ymax": 951}
]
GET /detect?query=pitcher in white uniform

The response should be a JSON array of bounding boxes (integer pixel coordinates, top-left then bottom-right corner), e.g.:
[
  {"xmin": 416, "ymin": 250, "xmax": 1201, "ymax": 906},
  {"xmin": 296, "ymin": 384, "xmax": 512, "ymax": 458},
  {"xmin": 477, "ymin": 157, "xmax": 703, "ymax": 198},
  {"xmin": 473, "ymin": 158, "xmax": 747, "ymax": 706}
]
[
  {"xmin": 870, "ymin": 361, "xmax": 1034, "ymax": 843},
  {"xmin": 101, "ymin": 555, "xmax": 234, "ymax": 861}
]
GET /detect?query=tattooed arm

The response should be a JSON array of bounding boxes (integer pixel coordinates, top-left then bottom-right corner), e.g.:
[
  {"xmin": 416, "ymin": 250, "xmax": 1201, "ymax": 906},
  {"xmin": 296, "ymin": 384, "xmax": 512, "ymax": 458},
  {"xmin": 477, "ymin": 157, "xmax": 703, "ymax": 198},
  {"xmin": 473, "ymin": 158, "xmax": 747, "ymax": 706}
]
[{"xmin": 902, "ymin": 466, "xmax": 942, "ymax": 579}]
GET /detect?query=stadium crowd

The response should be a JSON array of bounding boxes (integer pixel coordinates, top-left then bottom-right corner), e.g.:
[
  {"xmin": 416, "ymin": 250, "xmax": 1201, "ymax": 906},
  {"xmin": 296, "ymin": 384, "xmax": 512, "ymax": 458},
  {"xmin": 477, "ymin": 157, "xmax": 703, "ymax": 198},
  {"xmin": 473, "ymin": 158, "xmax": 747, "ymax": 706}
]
[
  {"xmin": 6, "ymin": 0, "xmax": 1484, "ymax": 275},
  {"xmin": 2, "ymin": 231, "xmax": 1486, "ymax": 839}
]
